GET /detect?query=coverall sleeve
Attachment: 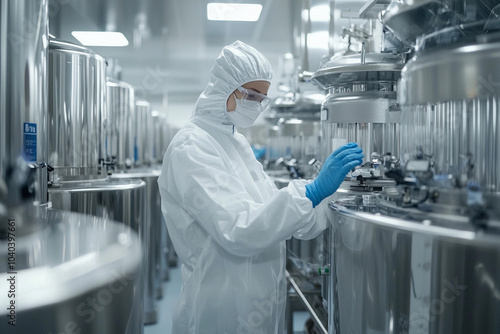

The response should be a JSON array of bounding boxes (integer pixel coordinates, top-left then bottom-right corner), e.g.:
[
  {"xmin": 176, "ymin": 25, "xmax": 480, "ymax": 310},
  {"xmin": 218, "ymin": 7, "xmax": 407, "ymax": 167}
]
[
  {"xmin": 292, "ymin": 197, "xmax": 330, "ymax": 240},
  {"xmin": 163, "ymin": 139, "xmax": 322, "ymax": 257}
]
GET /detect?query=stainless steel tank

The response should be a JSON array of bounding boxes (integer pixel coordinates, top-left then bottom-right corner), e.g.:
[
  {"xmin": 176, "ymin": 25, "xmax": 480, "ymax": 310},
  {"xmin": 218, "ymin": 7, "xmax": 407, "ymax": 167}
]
[
  {"xmin": 151, "ymin": 112, "xmax": 176, "ymax": 276},
  {"xmin": 399, "ymin": 39, "xmax": 500, "ymax": 193},
  {"xmin": 329, "ymin": 195, "xmax": 500, "ymax": 334},
  {"xmin": 49, "ymin": 178, "xmax": 146, "ymax": 230},
  {"xmin": 47, "ymin": 35, "xmax": 156, "ymax": 327},
  {"xmin": 150, "ymin": 112, "xmax": 172, "ymax": 279},
  {"xmin": 265, "ymin": 93, "xmax": 323, "ymax": 178},
  {"xmin": 383, "ymin": 0, "xmax": 500, "ymax": 46},
  {"xmin": 48, "ymin": 177, "xmax": 149, "ymax": 324},
  {"xmin": 327, "ymin": 20, "xmax": 500, "ymax": 334},
  {"xmin": 112, "ymin": 95, "xmax": 165, "ymax": 312},
  {"xmin": 107, "ymin": 79, "xmax": 136, "ymax": 170},
  {"xmin": 280, "ymin": 119, "xmax": 321, "ymax": 168},
  {"xmin": 311, "ymin": 52, "xmax": 403, "ymax": 320},
  {"xmin": 0, "ymin": 0, "xmax": 48, "ymax": 205},
  {"xmin": 0, "ymin": 209, "xmax": 143, "ymax": 334},
  {"xmin": 152, "ymin": 112, "xmax": 162, "ymax": 164},
  {"xmin": 152, "ymin": 111, "xmax": 171, "ymax": 165},
  {"xmin": 48, "ymin": 38, "xmax": 107, "ymax": 178},
  {"xmin": 110, "ymin": 168, "xmax": 162, "ymax": 324},
  {"xmin": 135, "ymin": 100, "xmax": 154, "ymax": 167},
  {"xmin": 312, "ymin": 52, "xmax": 403, "ymax": 165}
]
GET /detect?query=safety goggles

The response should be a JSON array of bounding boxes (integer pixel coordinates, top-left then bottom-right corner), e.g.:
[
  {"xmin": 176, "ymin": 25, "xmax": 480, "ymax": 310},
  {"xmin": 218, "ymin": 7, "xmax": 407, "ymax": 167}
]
[{"xmin": 236, "ymin": 86, "xmax": 271, "ymax": 110}]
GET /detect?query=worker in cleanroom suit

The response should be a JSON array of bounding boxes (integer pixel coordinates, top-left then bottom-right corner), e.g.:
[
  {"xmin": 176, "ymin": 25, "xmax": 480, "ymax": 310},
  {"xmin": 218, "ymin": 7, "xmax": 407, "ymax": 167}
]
[{"xmin": 158, "ymin": 40, "xmax": 363, "ymax": 334}]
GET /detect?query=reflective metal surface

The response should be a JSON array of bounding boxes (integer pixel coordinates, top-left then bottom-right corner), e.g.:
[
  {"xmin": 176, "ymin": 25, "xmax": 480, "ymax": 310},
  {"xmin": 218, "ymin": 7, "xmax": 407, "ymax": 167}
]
[
  {"xmin": 152, "ymin": 112, "xmax": 171, "ymax": 164},
  {"xmin": 383, "ymin": 0, "xmax": 500, "ymax": 46},
  {"xmin": 269, "ymin": 92, "xmax": 324, "ymax": 118},
  {"xmin": 0, "ymin": 209, "xmax": 143, "ymax": 334},
  {"xmin": 322, "ymin": 119, "xmax": 400, "ymax": 167},
  {"xmin": 152, "ymin": 113, "xmax": 163, "ymax": 163},
  {"xmin": 329, "ymin": 199, "xmax": 500, "ymax": 334},
  {"xmin": 400, "ymin": 41, "xmax": 500, "ymax": 105},
  {"xmin": 265, "ymin": 91, "xmax": 323, "ymax": 177},
  {"xmin": 315, "ymin": 51, "xmax": 406, "ymax": 332},
  {"xmin": 106, "ymin": 79, "xmax": 135, "ymax": 170},
  {"xmin": 383, "ymin": 0, "xmax": 452, "ymax": 46},
  {"xmin": 315, "ymin": 53, "xmax": 402, "ymax": 165},
  {"xmin": 270, "ymin": 119, "xmax": 321, "ymax": 177},
  {"xmin": 0, "ymin": 0, "xmax": 48, "ymax": 204},
  {"xmin": 324, "ymin": 5, "xmax": 500, "ymax": 334},
  {"xmin": 110, "ymin": 168, "xmax": 162, "ymax": 324},
  {"xmin": 48, "ymin": 177, "xmax": 149, "ymax": 325},
  {"xmin": 321, "ymin": 90, "xmax": 400, "ymax": 165},
  {"xmin": 48, "ymin": 178, "xmax": 146, "ymax": 233},
  {"xmin": 135, "ymin": 100, "xmax": 153, "ymax": 167},
  {"xmin": 311, "ymin": 53, "xmax": 404, "ymax": 91},
  {"xmin": 48, "ymin": 38, "xmax": 107, "ymax": 177},
  {"xmin": 400, "ymin": 41, "xmax": 500, "ymax": 192},
  {"xmin": 322, "ymin": 92, "xmax": 400, "ymax": 123}
]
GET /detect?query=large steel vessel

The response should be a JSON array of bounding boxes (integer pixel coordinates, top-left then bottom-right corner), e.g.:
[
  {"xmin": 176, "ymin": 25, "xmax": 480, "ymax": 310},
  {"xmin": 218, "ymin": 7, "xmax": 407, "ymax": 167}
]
[
  {"xmin": 0, "ymin": 0, "xmax": 48, "ymax": 205},
  {"xmin": 47, "ymin": 37, "xmax": 153, "ymax": 327},
  {"xmin": 106, "ymin": 79, "xmax": 136, "ymax": 170},
  {"xmin": 326, "ymin": 13, "xmax": 500, "ymax": 334},
  {"xmin": 0, "ymin": 209, "xmax": 143, "ymax": 334},
  {"xmin": 110, "ymin": 168, "xmax": 163, "ymax": 323},
  {"xmin": 135, "ymin": 100, "xmax": 154, "ymax": 167},
  {"xmin": 48, "ymin": 38, "xmax": 106, "ymax": 178}
]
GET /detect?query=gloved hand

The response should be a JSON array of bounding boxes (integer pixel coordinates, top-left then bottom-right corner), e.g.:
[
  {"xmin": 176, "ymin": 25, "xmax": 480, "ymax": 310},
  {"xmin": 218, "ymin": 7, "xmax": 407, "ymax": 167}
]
[{"xmin": 305, "ymin": 142, "xmax": 364, "ymax": 207}]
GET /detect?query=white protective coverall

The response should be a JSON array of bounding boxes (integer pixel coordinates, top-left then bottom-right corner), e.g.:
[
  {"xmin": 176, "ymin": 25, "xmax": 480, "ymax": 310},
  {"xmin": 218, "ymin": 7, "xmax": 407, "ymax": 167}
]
[{"xmin": 158, "ymin": 40, "xmax": 329, "ymax": 334}]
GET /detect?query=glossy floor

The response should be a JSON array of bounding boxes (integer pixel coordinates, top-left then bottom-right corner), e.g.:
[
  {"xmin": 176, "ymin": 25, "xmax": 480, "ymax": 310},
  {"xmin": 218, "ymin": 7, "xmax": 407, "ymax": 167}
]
[{"xmin": 144, "ymin": 265, "xmax": 309, "ymax": 334}]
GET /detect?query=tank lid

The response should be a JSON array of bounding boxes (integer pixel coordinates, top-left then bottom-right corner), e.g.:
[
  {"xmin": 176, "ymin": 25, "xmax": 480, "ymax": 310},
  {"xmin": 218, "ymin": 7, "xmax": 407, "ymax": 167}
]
[
  {"xmin": 0, "ymin": 210, "xmax": 141, "ymax": 313},
  {"xmin": 382, "ymin": 0, "xmax": 453, "ymax": 46},
  {"xmin": 311, "ymin": 53, "xmax": 404, "ymax": 90},
  {"xmin": 400, "ymin": 40, "xmax": 500, "ymax": 105},
  {"xmin": 106, "ymin": 77, "xmax": 135, "ymax": 90},
  {"xmin": 272, "ymin": 91, "xmax": 325, "ymax": 108},
  {"xmin": 416, "ymin": 23, "xmax": 500, "ymax": 54},
  {"xmin": 49, "ymin": 37, "xmax": 105, "ymax": 60},
  {"xmin": 48, "ymin": 177, "xmax": 146, "ymax": 192},
  {"xmin": 267, "ymin": 92, "xmax": 323, "ymax": 120},
  {"xmin": 382, "ymin": 0, "xmax": 500, "ymax": 47}
]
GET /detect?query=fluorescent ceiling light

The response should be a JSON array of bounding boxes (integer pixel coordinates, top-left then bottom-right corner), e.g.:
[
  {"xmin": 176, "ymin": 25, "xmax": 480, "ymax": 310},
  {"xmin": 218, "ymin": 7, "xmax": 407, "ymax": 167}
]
[
  {"xmin": 307, "ymin": 31, "xmax": 329, "ymax": 49},
  {"xmin": 207, "ymin": 3, "xmax": 263, "ymax": 22},
  {"xmin": 71, "ymin": 31, "xmax": 129, "ymax": 47},
  {"xmin": 310, "ymin": 5, "xmax": 330, "ymax": 22}
]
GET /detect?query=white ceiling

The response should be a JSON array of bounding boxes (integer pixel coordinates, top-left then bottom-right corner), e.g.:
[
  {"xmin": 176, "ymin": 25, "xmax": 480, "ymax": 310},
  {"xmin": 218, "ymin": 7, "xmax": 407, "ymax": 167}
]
[{"xmin": 49, "ymin": 0, "xmax": 368, "ymax": 108}]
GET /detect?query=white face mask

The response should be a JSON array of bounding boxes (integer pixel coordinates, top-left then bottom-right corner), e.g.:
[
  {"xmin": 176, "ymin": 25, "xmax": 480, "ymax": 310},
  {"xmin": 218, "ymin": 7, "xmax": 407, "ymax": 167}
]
[{"xmin": 227, "ymin": 94, "xmax": 262, "ymax": 128}]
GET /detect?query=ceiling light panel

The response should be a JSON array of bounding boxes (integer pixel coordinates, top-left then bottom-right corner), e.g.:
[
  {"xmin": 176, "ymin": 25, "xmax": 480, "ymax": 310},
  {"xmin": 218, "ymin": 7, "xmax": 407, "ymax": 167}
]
[{"xmin": 207, "ymin": 3, "xmax": 263, "ymax": 22}]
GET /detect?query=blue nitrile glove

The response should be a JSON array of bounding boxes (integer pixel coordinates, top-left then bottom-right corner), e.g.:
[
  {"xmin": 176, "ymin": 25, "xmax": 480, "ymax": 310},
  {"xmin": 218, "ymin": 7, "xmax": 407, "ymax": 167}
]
[
  {"xmin": 251, "ymin": 145, "xmax": 266, "ymax": 160},
  {"xmin": 305, "ymin": 142, "xmax": 364, "ymax": 207}
]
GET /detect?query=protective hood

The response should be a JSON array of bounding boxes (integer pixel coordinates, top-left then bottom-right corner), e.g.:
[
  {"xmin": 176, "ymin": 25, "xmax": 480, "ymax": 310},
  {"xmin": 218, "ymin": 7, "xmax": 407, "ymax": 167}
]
[{"xmin": 192, "ymin": 40, "xmax": 273, "ymax": 129}]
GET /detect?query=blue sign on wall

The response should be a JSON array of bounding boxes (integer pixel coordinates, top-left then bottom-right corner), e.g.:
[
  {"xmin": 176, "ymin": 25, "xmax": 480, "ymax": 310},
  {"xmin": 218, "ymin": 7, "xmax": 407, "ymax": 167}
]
[{"xmin": 23, "ymin": 122, "xmax": 37, "ymax": 162}]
